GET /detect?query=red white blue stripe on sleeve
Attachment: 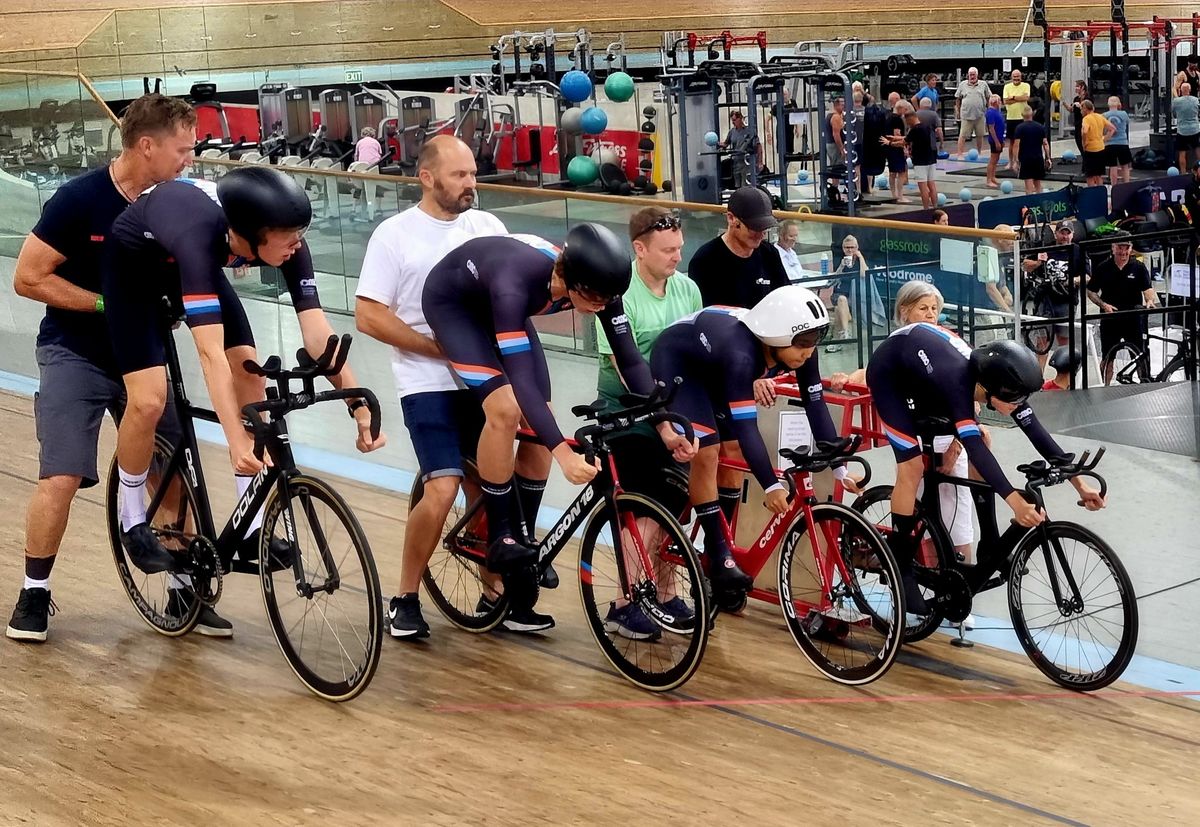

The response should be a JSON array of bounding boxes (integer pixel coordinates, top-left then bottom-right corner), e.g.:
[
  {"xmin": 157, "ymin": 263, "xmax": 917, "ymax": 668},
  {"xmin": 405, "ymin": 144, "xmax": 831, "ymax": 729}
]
[
  {"xmin": 182, "ymin": 294, "xmax": 221, "ymax": 317},
  {"xmin": 509, "ymin": 234, "xmax": 561, "ymax": 260},
  {"xmin": 729, "ymin": 400, "xmax": 757, "ymax": 420},
  {"xmin": 955, "ymin": 419, "xmax": 982, "ymax": 438},
  {"xmin": 451, "ymin": 363, "xmax": 502, "ymax": 387}
]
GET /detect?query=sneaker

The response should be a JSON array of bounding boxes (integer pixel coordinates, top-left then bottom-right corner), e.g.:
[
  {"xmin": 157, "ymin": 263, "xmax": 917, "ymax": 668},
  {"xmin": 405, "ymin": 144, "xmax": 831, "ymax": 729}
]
[
  {"xmin": 5, "ymin": 588, "xmax": 56, "ymax": 643},
  {"xmin": 121, "ymin": 523, "xmax": 178, "ymax": 574},
  {"xmin": 658, "ymin": 596, "xmax": 696, "ymax": 633},
  {"xmin": 502, "ymin": 605, "xmax": 555, "ymax": 633},
  {"xmin": 486, "ymin": 535, "xmax": 537, "ymax": 574},
  {"xmin": 708, "ymin": 550, "xmax": 753, "ymax": 593},
  {"xmin": 235, "ymin": 529, "xmax": 293, "ymax": 573},
  {"xmin": 604, "ymin": 601, "xmax": 662, "ymax": 641},
  {"xmin": 388, "ymin": 595, "xmax": 431, "ymax": 639},
  {"xmin": 167, "ymin": 589, "xmax": 234, "ymax": 638}
]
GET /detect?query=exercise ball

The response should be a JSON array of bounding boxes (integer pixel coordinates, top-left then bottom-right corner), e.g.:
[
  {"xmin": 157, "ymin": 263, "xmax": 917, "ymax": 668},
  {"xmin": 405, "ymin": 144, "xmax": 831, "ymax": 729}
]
[
  {"xmin": 643, "ymin": 182, "xmax": 658, "ymax": 195},
  {"xmin": 874, "ymin": 174, "xmax": 888, "ymax": 189},
  {"xmin": 604, "ymin": 71, "xmax": 635, "ymax": 102},
  {"xmin": 1169, "ymin": 165, "xmax": 1181, "ymax": 176},
  {"xmin": 704, "ymin": 130, "xmax": 719, "ymax": 147},
  {"xmin": 937, "ymin": 150, "xmax": 950, "ymax": 160},
  {"xmin": 559, "ymin": 107, "xmax": 583, "ymax": 135},
  {"xmin": 580, "ymin": 107, "xmax": 608, "ymax": 135},
  {"xmin": 560, "ymin": 70, "xmax": 593, "ymax": 104},
  {"xmin": 1062, "ymin": 149, "xmax": 1077, "ymax": 162},
  {"xmin": 660, "ymin": 179, "xmax": 673, "ymax": 192},
  {"xmin": 798, "ymin": 169, "xmax": 811, "ymax": 182},
  {"xmin": 906, "ymin": 157, "xmax": 914, "ymax": 169},
  {"xmin": 566, "ymin": 154, "xmax": 599, "ymax": 185},
  {"xmin": 1000, "ymin": 180, "xmax": 1013, "ymax": 194},
  {"xmin": 633, "ymin": 175, "xmax": 649, "ymax": 189},
  {"xmin": 589, "ymin": 145, "xmax": 618, "ymax": 167},
  {"xmin": 937, "ymin": 192, "xmax": 948, "ymax": 206},
  {"xmin": 619, "ymin": 181, "xmax": 633, "ymax": 195},
  {"xmin": 959, "ymin": 187, "xmax": 972, "ymax": 202},
  {"xmin": 966, "ymin": 148, "xmax": 980, "ymax": 161}
]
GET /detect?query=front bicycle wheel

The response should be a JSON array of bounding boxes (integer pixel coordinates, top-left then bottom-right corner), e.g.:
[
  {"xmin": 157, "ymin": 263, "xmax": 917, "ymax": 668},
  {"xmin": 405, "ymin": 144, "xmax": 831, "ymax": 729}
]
[
  {"xmin": 1008, "ymin": 522, "xmax": 1138, "ymax": 691},
  {"xmin": 260, "ymin": 474, "xmax": 383, "ymax": 702},
  {"xmin": 104, "ymin": 434, "xmax": 202, "ymax": 636},
  {"xmin": 1021, "ymin": 298, "xmax": 1054, "ymax": 356},
  {"xmin": 417, "ymin": 459, "xmax": 507, "ymax": 633},
  {"xmin": 1106, "ymin": 343, "xmax": 1144, "ymax": 385},
  {"xmin": 851, "ymin": 485, "xmax": 950, "ymax": 642},
  {"xmin": 778, "ymin": 502, "xmax": 904, "ymax": 685},
  {"xmin": 578, "ymin": 493, "xmax": 709, "ymax": 692}
]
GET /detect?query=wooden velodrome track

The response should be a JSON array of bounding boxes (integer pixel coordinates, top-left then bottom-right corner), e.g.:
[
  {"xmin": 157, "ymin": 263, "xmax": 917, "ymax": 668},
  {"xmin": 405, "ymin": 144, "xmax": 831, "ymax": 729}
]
[{"xmin": 0, "ymin": 390, "xmax": 1196, "ymax": 824}]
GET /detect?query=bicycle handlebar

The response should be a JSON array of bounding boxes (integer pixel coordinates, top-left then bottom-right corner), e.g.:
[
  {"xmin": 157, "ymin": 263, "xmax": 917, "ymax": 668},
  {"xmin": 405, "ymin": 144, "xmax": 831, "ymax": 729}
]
[
  {"xmin": 1017, "ymin": 447, "xmax": 1108, "ymax": 504},
  {"xmin": 241, "ymin": 387, "xmax": 382, "ymax": 460},
  {"xmin": 779, "ymin": 435, "xmax": 873, "ymax": 487},
  {"xmin": 571, "ymin": 379, "xmax": 696, "ymax": 461},
  {"xmin": 243, "ymin": 334, "xmax": 350, "ymax": 381}
]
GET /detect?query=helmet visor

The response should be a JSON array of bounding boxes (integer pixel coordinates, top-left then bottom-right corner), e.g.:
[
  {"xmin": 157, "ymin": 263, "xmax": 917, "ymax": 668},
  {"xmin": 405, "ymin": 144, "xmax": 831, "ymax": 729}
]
[{"xmin": 791, "ymin": 325, "xmax": 831, "ymax": 349}]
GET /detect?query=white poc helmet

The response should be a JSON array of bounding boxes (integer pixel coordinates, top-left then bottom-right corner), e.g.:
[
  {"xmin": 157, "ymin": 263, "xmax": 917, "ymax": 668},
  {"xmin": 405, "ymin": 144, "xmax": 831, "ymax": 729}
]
[{"xmin": 740, "ymin": 284, "xmax": 830, "ymax": 347}]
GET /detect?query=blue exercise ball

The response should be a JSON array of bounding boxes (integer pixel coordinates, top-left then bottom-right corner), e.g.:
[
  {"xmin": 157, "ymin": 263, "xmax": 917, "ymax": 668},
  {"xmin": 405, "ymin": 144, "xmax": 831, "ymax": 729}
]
[
  {"xmin": 1062, "ymin": 149, "xmax": 1077, "ymax": 162},
  {"xmin": 937, "ymin": 192, "xmax": 947, "ymax": 206},
  {"xmin": 937, "ymin": 150, "xmax": 950, "ymax": 160},
  {"xmin": 704, "ymin": 131, "xmax": 719, "ymax": 147},
  {"xmin": 798, "ymin": 169, "xmax": 811, "ymax": 182},
  {"xmin": 1169, "ymin": 165, "xmax": 1181, "ymax": 176},
  {"xmin": 874, "ymin": 174, "xmax": 888, "ymax": 189},
  {"xmin": 560, "ymin": 70, "xmax": 594, "ymax": 104},
  {"xmin": 959, "ymin": 187, "xmax": 972, "ymax": 202},
  {"xmin": 1000, "ymin": 180, "xmax": 1013, "ymax": 194},
  {"xmin": 580, "ymin": 107, "xmax": 608, "ymax": 135},
  {"xmin": 966, "ymin": 148, "xmax": 980, "ymax": 161}
]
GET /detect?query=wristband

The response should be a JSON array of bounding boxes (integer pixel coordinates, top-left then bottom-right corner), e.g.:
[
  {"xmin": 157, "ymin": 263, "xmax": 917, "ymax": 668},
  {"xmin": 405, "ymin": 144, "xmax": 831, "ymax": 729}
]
[
  {"xmin": 94, "ymin": 296, "xmax": 105, "ymax": 314},
  {"xmin": 833, "ymin": 465, "xmax": 849, "ymax": 481},
  {"xmin": 347, "ymin": 398, "xmax": 369, "ymax": 418}
]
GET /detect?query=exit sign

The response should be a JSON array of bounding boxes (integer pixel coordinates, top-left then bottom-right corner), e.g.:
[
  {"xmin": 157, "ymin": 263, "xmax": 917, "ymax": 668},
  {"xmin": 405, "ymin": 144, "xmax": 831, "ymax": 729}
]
[{"xmin": 345, "ymin": 69, "xmax": 363, "ymax": 82}]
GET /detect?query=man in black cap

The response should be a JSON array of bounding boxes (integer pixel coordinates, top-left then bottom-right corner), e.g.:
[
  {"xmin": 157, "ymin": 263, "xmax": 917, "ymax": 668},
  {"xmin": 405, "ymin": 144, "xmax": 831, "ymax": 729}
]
[{"xmin": 687, "ymin": 186, "xmax": 790, "ymax": 309}]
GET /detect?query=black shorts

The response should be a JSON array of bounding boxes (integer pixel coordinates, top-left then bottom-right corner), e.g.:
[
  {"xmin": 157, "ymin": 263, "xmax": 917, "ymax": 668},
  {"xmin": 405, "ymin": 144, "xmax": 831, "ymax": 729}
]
[
  {"xmin": 1082, "ymin": 150, "xmax": 1108, "ymax": 177},
  {"xmin": 1019, "ymin": 158, "xmax": 1046, "ymax": 180},
  {"xmin": 1176, "ymin": 132, "xmax": 1199, "ymax": 151},
  {"xmin": 1099, "ymin": 318, "xmax": 1146, "ymax": 358},
  {"xmin": 102, "ymin": 244, "xmax": 253, "ymax": 375},
  {"xmin": 864, "ymin": 357, "xmax": 923, "ymax": 463},
  {"xmin": 886, "ymin": 147, "xmax": 907, "ymax": 174},
  {"xmin": 1106, "ymin": 144, "xmax": 1133, "ymax": 166},
  {"xmin": 1006, "ymin": 120, "xmax": 1022, "ymax": 141},
  {"xmin": 989, "ymin": 138, "xmax": 1003, "ymax": 155}
]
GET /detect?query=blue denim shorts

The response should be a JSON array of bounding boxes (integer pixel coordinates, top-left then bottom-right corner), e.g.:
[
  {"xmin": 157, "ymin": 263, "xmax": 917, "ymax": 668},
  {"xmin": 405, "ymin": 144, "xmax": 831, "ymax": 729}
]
[{"xmin": 400, "ymin": 390, "xmax": 485, "ymax": 482}]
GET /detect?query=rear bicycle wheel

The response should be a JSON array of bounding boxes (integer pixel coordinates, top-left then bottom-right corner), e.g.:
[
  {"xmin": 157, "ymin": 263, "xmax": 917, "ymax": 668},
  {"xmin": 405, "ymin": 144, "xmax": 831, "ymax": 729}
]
[
  {"xmin": 417, "ymin": 459, "xmax": 507, "ymax": 632},
  {"xmin": 104, "ymin": 434, "xmax": 202, "ymax": 636},
  {"xmin": 851, "ymin": 485, "xmax": 950, "ymax": 642},
  {"xmin": 260, "ymin": 474, "xmax": 383, "ymax": 702},
  {"xmin": 1008, "ymin": 522, "xmax": 1138, "ymax": 691},
  {"xmin": 778, "ymin": 502, "xmax": 904, "ymax": 685},
  {"xmin": 1106, "ymin": 343, "xmax": 1143, "ymax": 385},
  {"xmin": 578, "ymin": 493, "xmax": 709, "ymax": 692}
]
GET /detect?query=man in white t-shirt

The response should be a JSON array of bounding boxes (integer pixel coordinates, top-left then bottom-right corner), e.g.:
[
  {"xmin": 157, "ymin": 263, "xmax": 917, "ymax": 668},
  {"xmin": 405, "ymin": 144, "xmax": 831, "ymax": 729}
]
[
  {"xmin": 355, "ymin": 136, "xmax": 552, "ymax": 638},
  {"xmin": 774, "ymin": 219, "xmax": 804, "ymax": 281}
]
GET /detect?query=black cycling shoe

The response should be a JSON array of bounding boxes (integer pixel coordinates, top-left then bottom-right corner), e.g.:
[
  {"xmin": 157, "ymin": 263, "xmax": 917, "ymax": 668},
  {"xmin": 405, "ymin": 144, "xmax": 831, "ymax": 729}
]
[
  {"xmin": 901, "ymin": 572, "xmax": 929, "ymax": 616},
  {"xmin": 486, "ymin": 535, "xmax": 538, "ymax": 574},
  {"xmin": 708, "ymin": 550, "xmax": 753, "ymax": 593},
  {"xmin": 539, "ymin": 562, "xmax": 559, "ymax": 589},
  {"xmin": 5, "ymin": 588, "xmax": 56, "ymax": 643},
  {"xmin": 120, "ymin": 523, "xmax": 178, "ymax": 574},
  {"xmin": 235, "ymin": 530, "xmax": 294, "ymax": 573}
]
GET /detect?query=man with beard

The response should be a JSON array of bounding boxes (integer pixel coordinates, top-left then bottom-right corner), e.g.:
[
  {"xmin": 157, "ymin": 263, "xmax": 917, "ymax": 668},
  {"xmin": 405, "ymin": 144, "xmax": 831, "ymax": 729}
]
[{"xmin": 354, "ymin": 135, "xmax": 516, "ymax": 639}]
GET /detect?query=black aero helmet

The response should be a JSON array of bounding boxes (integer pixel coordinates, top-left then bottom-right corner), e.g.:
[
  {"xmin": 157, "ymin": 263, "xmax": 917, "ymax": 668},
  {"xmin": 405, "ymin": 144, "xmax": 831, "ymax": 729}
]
[
  {"xmin": 560, "ymin": 222, "xmax": 632, "ymax": 298},
  {"xmin": 216, "ymin": 166, "xmax": 311, "ymax": 250},
  {"xmin": 1049, "ymin": 345, "xmax": 1082, "ymax": 375},
  {"xmin": 969, "ymin": 339, "xmax": 1044, "ymax": 402}
]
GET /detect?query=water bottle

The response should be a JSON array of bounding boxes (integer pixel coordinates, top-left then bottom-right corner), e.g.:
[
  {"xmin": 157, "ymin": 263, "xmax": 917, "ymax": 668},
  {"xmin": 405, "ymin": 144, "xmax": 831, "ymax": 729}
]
[{"xmin": 820, "ymin": 253, "xmax": 830, "ymax": 277}]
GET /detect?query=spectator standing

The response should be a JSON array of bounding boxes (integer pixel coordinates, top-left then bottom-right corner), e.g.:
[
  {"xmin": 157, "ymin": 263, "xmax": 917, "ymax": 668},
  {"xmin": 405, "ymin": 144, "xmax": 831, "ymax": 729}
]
[
  {"xmin": 826, "ymin": 96, "xmax": 846, "ymax": 168},
  {"xmin": 915, "ymin": 97, "xmax": 944, "ymax": 152},
  {"xmin": 985, "ymin": 94, "xmax": 1006, "ymax": 188},
  {"xmin": 1171, "ymin": 83, "xmax": 1200, "ymax": 172},
  {"xmin": 1013, "ymin": 105, "xmax": 1051, "ymax": 194},
  {"xmin": 912, "ymin": 74, "xmax": 940, "ymax": 109},
  {"xmin": 884, "ymin": 109, "xmax": 938, "ymax": 208},
  {"xmin": 1002, "ymin": 69, "xmax": 1031, "ymax": 165},
  {"xmin": 954, "ymin": 67, "xmax": 991, "ymax": 159},
  {"xmin": 721, "ymin": 109, "xmax": 763, "ymax": 189},
  {"xmin": 688, "ymin": 186, "xmax": 789, "ymax": 308},
  {"xmin": 1103, "ymin": 96, "xmax": 1132, "ymax": 185},
  {"xmin": 1174, "ymin": 56, "xmax": 1200, "ymax": 97},
  {"xmin": 1087, "ymin": 236, "xmax": 1158, "ymax": 384},
  {"xmin": 1069, "ymin": 80, "xmax": 1089, "ymax": 155},
  {"xmin": 1080, "ymin": 100, "xmax": 1116, "ymax": 187},
  {"xmin": 883, "ymin": 96, "xmax": 911, "ymax": 203}
]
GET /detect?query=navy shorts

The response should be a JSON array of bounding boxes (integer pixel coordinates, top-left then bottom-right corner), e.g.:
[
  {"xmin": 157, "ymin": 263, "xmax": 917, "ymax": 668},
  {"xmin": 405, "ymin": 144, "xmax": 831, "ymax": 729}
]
[
  {"xmin": 102, "ymin": 243, "xmax": 254, "ymax": 375},
  {"xmin": 401, "ymin": 390, "xmax": 486, "ymax": 482},
  {"xmin": 34, "ymin": 343, "xmax": 182, "ymax": 487}
]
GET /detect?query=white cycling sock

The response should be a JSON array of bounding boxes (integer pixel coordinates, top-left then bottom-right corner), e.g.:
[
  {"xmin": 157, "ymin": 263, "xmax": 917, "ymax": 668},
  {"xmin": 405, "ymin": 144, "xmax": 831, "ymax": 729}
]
[
  {"xmin": 118, "ymin": 466, "xmax": 150, "ymax": 532},
  {"xmin": 23, "ymin": 576, "xmax": 50, "ymax": 591},
  {"xmin": 235, "ymin": 475, "xmax": 265, "ymax": 537}
]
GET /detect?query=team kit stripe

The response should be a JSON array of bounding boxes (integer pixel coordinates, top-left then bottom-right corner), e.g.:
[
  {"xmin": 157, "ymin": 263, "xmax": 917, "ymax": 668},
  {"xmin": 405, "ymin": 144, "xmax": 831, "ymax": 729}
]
[
  {"xmin": 182, "ymin": 294, "xmax": 221, "ymax": 316},
  {"xmin": 451, "ymin": 362, "xmax": 502, "ymax": 387},
  {"xmin": 496, "ymin": 331, "xmax": 531, "ymax": 354},
  {"xmin": 510, "ymin": 234, "xmax": 561, "ymax": 260},
  {"xmin": 692, "ymin": 423, "xmax": 717, "ymax": 437},
  {"xmin": 955, "ymin": 419, "xmax": 982, "ymax": 438},
  {"xmin": 729, "ymin": 400, "xmax": 757, "ymax": 420},
  {"xmin": 579, "ymin": 560, "xmax": 593, "ymax": 585},
  {"xmin": 883, "ymin": 423, "xmax": 918, "ymax": 450}
]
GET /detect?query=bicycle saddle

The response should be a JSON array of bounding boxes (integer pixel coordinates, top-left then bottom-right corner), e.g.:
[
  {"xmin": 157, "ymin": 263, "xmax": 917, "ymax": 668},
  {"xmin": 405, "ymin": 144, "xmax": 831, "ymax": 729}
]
[
  {"xmin": 914, "ymin": 415, "xmax": 953, "ymax": 436},
  {"xmin": 779, "ymin": 436, "xmax": 856, "ymax": 468},
  {"xmin": 571, "ymin": 400, "xmax": 609, "ymax": 419}
]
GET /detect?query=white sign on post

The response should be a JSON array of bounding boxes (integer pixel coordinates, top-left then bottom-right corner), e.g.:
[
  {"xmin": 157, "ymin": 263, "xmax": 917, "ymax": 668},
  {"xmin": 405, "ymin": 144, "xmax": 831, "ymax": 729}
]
[
  {"xmin": 1169, "ymin": 263, "xmax": 1198, "ymax": 298},
  {"xmin": 777, "ymin": 410, "xmax": 813, "ymax": 470},
  {"xmin": 1002, "ymin": 58, "xmax": 1012, "ymax": 73}
]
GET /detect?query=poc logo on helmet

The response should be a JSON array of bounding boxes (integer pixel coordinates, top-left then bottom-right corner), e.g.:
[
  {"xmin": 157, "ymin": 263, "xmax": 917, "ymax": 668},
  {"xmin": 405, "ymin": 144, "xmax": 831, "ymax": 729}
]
[{"xmin": 792, "ymin": 322, "xmax": 812, "ymax": 332}]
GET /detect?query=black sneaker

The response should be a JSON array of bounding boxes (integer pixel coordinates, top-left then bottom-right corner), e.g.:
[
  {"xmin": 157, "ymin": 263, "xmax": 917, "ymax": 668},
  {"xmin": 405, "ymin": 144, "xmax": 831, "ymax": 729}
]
[
  {"xmin": 486, "ymin": 535, "xmax": 538, "ymax": 573},
  {"xmin": 167, "ymin": 589, "xmax": 234, "ymax": 638},
  {"xmin": 121, "ymin": 523, "xmax": 178, "ymax": 574},
  {"xmin": 476, "ymin": 594, "xmax": 555, "ymax": 633},
  {"xmin": 5, "ymin": 588, "xmax": 56, "ymax": 643},
  {"xmin": 235, "ymin": 529, "xmax": 294, "ymax": 573},
  {"xmin": 388, "ymin": 595, "xmax": 430, "ymax": 639}
]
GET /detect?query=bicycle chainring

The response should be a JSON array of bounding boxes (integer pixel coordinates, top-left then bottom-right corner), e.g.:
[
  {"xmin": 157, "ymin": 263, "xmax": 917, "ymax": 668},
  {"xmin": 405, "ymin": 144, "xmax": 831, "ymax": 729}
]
[
  {"xmin": 187, "ymin": 536, "xmax": 223, "ymax": 607},
  {"xmin": 926, "ymin": 567, "xmax": 973, "ymax": 622}
]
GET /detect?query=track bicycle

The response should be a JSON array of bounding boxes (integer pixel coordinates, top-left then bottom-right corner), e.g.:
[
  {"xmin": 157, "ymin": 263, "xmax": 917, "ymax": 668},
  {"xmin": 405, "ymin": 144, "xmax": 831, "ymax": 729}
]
[
  {"xmin": 415, "ymin": 381, "xmax": 710, "ymax": 692},
  {"xmin": 853, "ymin": 425, "xmax": 1138, "ymax": 691},
  {"xmin": 105, "ymin": 326, "xmax": 385, "ymax": 702}
]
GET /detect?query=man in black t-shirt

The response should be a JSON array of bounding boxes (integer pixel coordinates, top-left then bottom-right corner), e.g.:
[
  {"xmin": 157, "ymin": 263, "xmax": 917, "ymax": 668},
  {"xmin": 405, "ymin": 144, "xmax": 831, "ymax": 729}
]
[
  {"xmin": 1013, "ymin": 106, "xmax": 1050, "ymax": 194},
  {"xmin": 1021, "ymin": 220, "xmax": 1089, "ymax": 368},
  {"xmin": 687, "ymin": 186, "xmax": 789, "ymax": 309},
  {"xmin": 1087, "ymin": 236, "xmax": 1158, "ymax": 383},
  {"xmin": 6, "ymin": 95, "xmax": 200, "ymax": 643}
]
